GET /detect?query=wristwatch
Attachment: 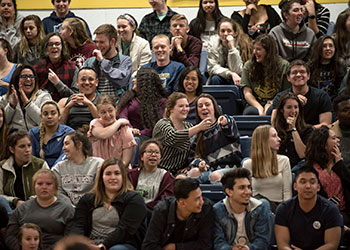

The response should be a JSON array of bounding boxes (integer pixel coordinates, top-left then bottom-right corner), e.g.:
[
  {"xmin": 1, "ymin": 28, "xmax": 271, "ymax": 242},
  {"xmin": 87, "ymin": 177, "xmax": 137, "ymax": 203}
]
[{"xmin": 309, "ymin": 15, "xmax": 316, "ymax": 19}]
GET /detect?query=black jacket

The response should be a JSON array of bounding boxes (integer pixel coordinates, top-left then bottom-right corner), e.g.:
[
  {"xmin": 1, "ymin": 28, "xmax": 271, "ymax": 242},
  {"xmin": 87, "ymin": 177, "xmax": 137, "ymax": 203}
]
[
  {"xmin": 70, "ymin": 191, "xmax": 147, "ymax": 249},
  {"xmin": 142, "ymin": 196, "xmax": 214, "ymax": 250}
]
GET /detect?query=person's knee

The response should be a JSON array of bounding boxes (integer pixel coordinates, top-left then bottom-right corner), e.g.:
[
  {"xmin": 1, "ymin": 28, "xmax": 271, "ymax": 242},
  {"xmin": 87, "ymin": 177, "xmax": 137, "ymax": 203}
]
[
  {"xmin": 175, "ymin": 174, "xmax": 187, "ymax": 180},
  {"xmin": 187, "ymin": 168, "xmax": 202, "ymax": 178},
  {"xmin": 209, "ymin": 172, "xmax": 223, "ymax": 184}
]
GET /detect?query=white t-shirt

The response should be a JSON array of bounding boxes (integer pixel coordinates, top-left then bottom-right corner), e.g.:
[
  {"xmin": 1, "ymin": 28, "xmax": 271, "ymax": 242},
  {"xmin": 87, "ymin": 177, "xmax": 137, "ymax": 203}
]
[
  {"xmin": 136, "ymin": 168, "xmax": 167, "ymax": 204},
  {"xmin": 233, "ymin": 211, "xmax": 249, "ymax": 246}
]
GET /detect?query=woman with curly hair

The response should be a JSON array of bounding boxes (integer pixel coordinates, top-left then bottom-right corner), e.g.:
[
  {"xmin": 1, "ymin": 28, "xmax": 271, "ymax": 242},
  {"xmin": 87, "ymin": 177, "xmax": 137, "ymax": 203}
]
[
  {"xmin": 335, "ymin": 8, "xmax": 350, "ymax": 72},
  {"xmin": 177, "ymin": 66, "xmax": 204, "ymax": 124},
  {"xmin": 14, "ymin": 15, "xmax": 45, "ymax": 65},
  {"xmin": 118, "ymin": 67, "xmax": 167, "ymax": 142},
  {"xmin": 306, "ymin": 125, "xmax": 350, "ymax": 226},
  {"xmin": 308, "ymin": 35, "xmax": 346, "ymax": 100},
  {"xmin": 188, "ymin": 0, "xmax": 225, "ymax": 48},
  {"xmin": 241, "ymin": 34, "xmax": 290, "ymax": 115},
  {"xmin": 207, "ymin": 17, "xmax": 252, "ymax": 86},
  {"xmin": 59, "ymin": 17, "xmax": 96, "ymax": 69},
  {"xmin": 273, "ymin": 92, "xmax": 312, "ymax": 167}
]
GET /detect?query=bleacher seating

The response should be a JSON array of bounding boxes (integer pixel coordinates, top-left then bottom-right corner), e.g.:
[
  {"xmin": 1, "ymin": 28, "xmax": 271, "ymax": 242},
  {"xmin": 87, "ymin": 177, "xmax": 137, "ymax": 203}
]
[
  {"xmin": 200, "ymin": 184, "xmax": 226, "ymax": 203},
  {"xmin": 203, "ymin": 85, "xmax": 242, "ymax": 115},
  {"xmin": 240, "ymin": 136, "xmax": 252, "ymax": 158},
  {"xmin": 233, "ymin": 115, "xmax": 271, "ymax": 136}
]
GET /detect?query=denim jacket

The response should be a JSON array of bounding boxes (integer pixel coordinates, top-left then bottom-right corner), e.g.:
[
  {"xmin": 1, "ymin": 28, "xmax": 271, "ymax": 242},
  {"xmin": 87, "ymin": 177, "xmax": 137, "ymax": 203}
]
[{"xmin": 213, "ymin": 197, "xmax": 271, "ymax": 250}]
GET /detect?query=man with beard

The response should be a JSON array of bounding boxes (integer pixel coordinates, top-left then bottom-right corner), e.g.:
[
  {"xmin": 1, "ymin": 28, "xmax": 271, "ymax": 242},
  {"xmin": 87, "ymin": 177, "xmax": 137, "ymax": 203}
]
[{"xmin": 83, "ymin": 24, "xmax": 132, "ymax": 99}]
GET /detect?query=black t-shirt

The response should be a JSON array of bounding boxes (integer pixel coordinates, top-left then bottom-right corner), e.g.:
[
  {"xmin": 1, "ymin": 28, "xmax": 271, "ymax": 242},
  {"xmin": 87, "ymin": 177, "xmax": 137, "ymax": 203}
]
[
  {"xmin": 278, "ymin": 126, "xmax": 313, "ymax": 167},
  {"xmin": 275, "ymin": 196, "xmax": 343, "ymax": 250},
  {"xmin": 272, "ymin": 86, "xmax": 333, "ymax": 125}
]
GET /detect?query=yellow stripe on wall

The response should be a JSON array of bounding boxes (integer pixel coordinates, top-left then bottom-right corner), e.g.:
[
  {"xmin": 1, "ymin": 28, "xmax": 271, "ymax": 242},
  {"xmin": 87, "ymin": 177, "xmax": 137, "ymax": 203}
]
[{"xmin": 17, "ymin": 0, "xmax": 348, "ymax": 9}]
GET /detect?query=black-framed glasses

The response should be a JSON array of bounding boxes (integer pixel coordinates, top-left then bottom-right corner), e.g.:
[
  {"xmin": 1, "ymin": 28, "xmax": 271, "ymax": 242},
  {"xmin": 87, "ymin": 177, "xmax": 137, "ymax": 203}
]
[
  {"xmin": 20, "ymin": 75, "xmax": 36, "ymax": 79},
  {"xmin": 144, "ymin": 150, "xmax": 161, "ymax": 156}
]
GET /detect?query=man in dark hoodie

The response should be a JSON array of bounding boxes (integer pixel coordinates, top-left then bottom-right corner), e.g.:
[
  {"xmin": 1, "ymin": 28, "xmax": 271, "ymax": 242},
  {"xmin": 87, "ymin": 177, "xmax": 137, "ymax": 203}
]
[{"xmin": 42, "ymin": 0, "xmax": 91, "ymax": 37}]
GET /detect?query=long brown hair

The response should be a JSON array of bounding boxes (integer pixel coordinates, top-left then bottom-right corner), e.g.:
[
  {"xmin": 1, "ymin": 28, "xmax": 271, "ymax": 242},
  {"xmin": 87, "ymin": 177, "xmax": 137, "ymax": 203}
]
[
  {"xmin": 91, "ymin": 158, "xmax": 133, "ymax": 207},
  {"xmin": 251, "ymin": 125, "xmax": 278, "ymax": 178},
  {"xmin": 273, "ymin": 92, "xmax": 306, "ymax": 139},
  {"xmin": 18, "ymin": 15, "xmax": 45, "ymax": 62},
  {"xmin": 194, "ymin": 93, "xmax": 222, "ymax": 158},
  {"xmin": 217, "ymin": 18, "xmax": 252, "ymax": 64}
]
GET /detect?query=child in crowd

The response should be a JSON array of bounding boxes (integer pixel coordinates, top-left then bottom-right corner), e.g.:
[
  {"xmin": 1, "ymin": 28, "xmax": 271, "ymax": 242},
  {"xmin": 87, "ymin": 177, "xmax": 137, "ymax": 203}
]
[{"xmin": 88, "ymin": 94, "xmax": 136, "ymax": 166}]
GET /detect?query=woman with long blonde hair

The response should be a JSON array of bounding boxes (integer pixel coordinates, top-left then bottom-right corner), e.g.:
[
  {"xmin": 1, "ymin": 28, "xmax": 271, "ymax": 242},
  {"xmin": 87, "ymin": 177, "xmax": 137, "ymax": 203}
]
[
  {"xmin": 71, "ymin": 158, "xmax": 147, "ymax": 250},
  {"xmin": 59, "ymin": 17, "xmax": 96, "ymax": 68},
  {"xmin": 243, "ymin": 124, "xmax": 292, "ymax": 212}
]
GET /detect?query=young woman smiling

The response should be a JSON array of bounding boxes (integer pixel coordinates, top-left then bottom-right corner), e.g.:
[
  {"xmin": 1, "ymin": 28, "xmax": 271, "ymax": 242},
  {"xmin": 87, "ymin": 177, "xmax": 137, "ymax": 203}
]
[
  {"xmin": 116, "ymin": 14, "xmax": 151, "ymax": 76},
  {"xmin": 308, "ymin": 35, "xmax": 346, "ymax": 100},
  {"xmin": 270, "ymin": 0, "xmax": 316, "ymax": 62},
  {"xmin": 128, "ymin": 139, "xmax": 174, "ymax": 218},
  {"xmin": 0, "ymin": 64, "xmax": 52, "ymax": 131},
  {"xmin": 52, "ymin": 131, "xmax": 104, "ymax": 206},
  {"xmin": 88, "ymin": 94, "xmax": 136, "ymax": 165},
  {"xmin": 177, "ymin": 66, "xmax": 204, "ymax": 124},
  {"xmin": 240, "ymin": 34, "xmax": 290, "ymax": 115},
  {"xmin": 188, "ymin": 94, "xmax": 242, "ymax": 184},
  {"xmin": 33, "ymin": 33, "xmax": 77, "ymax": 102},
  {"xmin": 71, "ymin": 158, "xmax": 147, "ymax": 250},
  {"xmin": 189, "ymin": 0, "xmax": 225, "ymax": 48},
  {"xmin": 152, "ymin": 92, "xmax": 211, "ymax": 175},
  {"xmin": 273, "ymin": 92, "xmax": 312, "ymax": 167}
]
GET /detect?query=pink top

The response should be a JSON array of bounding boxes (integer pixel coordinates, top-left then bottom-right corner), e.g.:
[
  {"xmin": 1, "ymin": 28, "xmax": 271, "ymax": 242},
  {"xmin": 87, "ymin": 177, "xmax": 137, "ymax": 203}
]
[
  {"xmin": 88, "ymin": 118, "xmax": 137, "ymax": 160},
  {"xmin": 314, "ymin": 163, "xmax": 346, "ymax": 211}
]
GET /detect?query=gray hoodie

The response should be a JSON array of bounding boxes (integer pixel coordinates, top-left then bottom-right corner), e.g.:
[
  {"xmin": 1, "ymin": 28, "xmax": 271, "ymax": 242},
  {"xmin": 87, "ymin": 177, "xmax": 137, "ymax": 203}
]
[{"xmin": 269, "ymin": 22, "xmax": 316, "ymax": 62}]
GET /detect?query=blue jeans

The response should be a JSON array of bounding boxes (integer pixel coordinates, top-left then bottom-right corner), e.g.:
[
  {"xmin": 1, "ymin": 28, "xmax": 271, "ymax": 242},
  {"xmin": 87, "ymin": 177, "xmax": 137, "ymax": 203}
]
[
  {"xmin": 0, "ymin": 196, "xmax": 13, "ymax": 214},
  {"xmin": 109, "ymin": 244, "xmax": 137, "ymax": 250}
]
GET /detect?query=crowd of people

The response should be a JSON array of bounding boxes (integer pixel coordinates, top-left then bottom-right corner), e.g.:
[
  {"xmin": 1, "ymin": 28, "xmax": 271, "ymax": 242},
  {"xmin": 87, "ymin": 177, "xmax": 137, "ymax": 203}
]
[{"xmin": 0, "ymin": 0, "xmax": 350, "ymax": 249}]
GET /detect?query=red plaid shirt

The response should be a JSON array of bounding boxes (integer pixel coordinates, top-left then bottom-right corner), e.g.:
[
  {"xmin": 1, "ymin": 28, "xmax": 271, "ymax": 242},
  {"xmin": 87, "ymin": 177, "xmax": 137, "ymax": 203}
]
[{"xmin": 33, "ymin": 58, "xmax": 76, "ymax": 101}]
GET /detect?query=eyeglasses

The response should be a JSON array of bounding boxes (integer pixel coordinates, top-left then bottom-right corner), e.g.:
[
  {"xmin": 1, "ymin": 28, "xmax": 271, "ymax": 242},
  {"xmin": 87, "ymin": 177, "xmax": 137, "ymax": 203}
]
[
  {"xmin": 144, "ymin": 150, "xmax": 160, "ymax": 156},
  {"xmin": 20, "ymin": 74, "xmax": 35, "ymax": 79},
  {"xmin": 48, "ymin": 42, "xmax": 62, "ymax": 47},
  {"xmin": 290, "ymin": 70, "xmax": 307, "ymax": 75}
]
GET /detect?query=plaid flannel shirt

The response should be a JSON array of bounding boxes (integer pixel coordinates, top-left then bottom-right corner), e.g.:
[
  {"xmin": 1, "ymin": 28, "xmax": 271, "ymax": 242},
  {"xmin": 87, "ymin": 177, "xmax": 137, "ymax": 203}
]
[
  {"xmin": 139, "ymin": 7, "xmax": 177, "ymax": 45},
  {"xmin": 34, "ymin": 58, "xmax": 76, "ymax": 101}
]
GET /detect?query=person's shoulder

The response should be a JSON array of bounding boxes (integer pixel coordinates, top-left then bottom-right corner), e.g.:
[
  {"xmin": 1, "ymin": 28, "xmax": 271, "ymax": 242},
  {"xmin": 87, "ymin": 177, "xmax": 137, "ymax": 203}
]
[
  {"xmin": 29, "ymin": 126, "xmax": 40, "ymax": 135},
  {"xmin": 277, "ymin": 154, "xmax": 290, "ymax": 163},
  {"xmin": 59, "ymin": 124, "xmax": 74, "ymax": 133},
  {"xmin": 142, "ymin": 11, "xmax": 157, "ymax": 20},
  {"xmin": 87, "ymin": 156, "xmax": 104, "ymax": 165},
  {"xmin": 213, "ymin": 199, "xmax": 225, "ymax": 211},
  {"xmin": 121, "ymin": 190, "xmax": 145, "ymax": 203},
  {"xmin": 317, "ymin": 195, "xmax": 339, "ymax": 212},
  {"xmin": 134, "ymin": 35, "xmax": 150, "ymax": 46},
  {"xmin": 43, "ymin": 11, "xmax": 57, "ymax": 22},
  {"xmin": 154, "ymin": 196, "xmax": 175, "ymax": 212}
]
